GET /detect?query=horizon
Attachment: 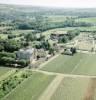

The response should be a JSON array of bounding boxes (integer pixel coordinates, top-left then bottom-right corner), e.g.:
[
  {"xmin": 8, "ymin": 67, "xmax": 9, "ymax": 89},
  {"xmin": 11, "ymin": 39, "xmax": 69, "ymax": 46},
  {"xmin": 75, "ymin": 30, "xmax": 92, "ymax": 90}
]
[{"xmin": 0, "ymin": 0, "xmax": 96, "ymax": 8}]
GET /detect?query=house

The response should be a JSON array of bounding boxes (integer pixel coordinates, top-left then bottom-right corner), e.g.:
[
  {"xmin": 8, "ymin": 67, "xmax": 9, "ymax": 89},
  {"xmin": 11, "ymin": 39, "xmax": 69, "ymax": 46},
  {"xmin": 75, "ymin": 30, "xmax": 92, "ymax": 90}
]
[
  {"xmin": 50, "ymin": 31, "xmax": 68, "ymax": 40},
  {"xmin": 16, "ymin": 48, "xmax": 36, "ymax": 62}
]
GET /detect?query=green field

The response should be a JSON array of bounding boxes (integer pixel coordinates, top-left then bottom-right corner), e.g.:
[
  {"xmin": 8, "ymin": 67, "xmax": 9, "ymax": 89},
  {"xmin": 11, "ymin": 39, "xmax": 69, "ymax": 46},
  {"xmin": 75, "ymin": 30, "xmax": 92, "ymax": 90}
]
[
  {"xmin": 0, "ymin": 66, "xmax": 12, "ymax": 76},
  {"xmin": 76, "ymin": 17, "xmax": 96, "ymax": 23},
  {"xmin": 41, "ymin": 53, "xmax": 96, "ymax": 75},
  {"xmin": 3, "ymin": 72, "xmax": 55, "ymax": 100},
  {"xmin": 51, "ymin": 77, "xmax": 89, "ymax": 100}
]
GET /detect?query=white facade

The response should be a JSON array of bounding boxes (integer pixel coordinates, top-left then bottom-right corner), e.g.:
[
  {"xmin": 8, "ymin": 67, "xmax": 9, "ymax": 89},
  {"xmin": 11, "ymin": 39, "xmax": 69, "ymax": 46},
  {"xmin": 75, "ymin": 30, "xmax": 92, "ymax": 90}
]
[{"xmin": 17, "ymin": 48, "xmax": 34, "ymax": 60}]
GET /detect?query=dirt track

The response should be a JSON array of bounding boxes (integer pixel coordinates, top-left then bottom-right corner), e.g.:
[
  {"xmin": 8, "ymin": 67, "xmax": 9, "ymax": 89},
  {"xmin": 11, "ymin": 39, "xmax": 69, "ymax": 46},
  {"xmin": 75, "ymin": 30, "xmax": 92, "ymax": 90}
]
[{"xmin": 38, "ymin": 75, "xmax": 64, "ymax": 100}]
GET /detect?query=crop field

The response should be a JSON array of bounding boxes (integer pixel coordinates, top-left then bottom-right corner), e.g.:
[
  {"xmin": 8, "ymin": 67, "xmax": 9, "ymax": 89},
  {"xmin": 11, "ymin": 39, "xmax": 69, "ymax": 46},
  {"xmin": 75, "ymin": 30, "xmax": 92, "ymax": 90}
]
[
  {"xmin": 3, "ymin": 72, "xmax": 55, "ymax": 100},
  {"xmin": 51, "ymin": 77, "xmax": 96, "ymax": 100},
  {"xmin": 41, "ymin": 53, "xmax": 96, "ymax": 75}
]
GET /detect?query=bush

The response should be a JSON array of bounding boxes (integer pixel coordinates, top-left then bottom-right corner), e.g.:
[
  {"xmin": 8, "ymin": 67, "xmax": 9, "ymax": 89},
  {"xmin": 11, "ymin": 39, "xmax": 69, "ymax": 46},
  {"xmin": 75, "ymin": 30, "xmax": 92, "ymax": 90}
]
[
  {"xmin": 8, "ymin": 34, "xmax": 16, "ymax": 39},
  {"xmin": 17, "ymin": 60, "xmax": 29, "ymax": 67},
  {"xmin": 0, "ymin": 57, "xmax": 15, "ymax": 65},
  {"xmin": 58, "ymin": 36, "xmax": 68, "ymax": 43},
  {"xmin": 0, "ymin": 45, "xmax": 4, "ymax": 51}
]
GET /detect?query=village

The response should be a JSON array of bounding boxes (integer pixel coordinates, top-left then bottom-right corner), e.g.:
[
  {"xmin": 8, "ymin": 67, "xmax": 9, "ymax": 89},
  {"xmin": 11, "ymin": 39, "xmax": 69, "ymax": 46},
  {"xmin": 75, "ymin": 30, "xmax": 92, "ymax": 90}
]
[
  {"xmin": 1, "ymin": 4, "xmax": 96, "ymax": 100},
  {"xmin": 15, "ymin": 29, "xmax": 96, "ymax": 69}
]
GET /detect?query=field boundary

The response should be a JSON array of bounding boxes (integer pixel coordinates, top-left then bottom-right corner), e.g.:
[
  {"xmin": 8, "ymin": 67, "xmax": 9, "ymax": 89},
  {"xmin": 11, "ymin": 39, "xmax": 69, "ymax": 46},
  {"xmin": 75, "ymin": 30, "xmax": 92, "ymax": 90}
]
[
  {"xmin": 38, "ymin": 54, "xmax": 60, "ymax": 69},
  {"xmin": 32, "ymin": 69, "xmax": 96, "ymax": 78}
]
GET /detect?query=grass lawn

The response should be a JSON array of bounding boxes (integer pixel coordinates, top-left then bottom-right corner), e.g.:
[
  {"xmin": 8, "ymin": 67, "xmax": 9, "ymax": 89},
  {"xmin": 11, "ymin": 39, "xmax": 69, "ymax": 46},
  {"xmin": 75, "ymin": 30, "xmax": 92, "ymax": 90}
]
[
  {"xmin": 0, "ymin": 66, "xmax": 13, "ymax": 77},
  {"xmin": 51, "ymin": 77, "xmax": 89, "ymax": 100},
  {"xmin": 3, "ymin": 72, "xmax": 55, "ymax": 100},
  {"xmin": 41, "ymin": 53, "xmax": 96, "ymax": 75}
]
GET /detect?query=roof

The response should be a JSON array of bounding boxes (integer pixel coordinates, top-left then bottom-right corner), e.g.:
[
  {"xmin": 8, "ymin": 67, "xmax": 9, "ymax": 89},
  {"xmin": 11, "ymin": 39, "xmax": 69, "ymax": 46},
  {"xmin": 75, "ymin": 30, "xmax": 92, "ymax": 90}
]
[{"xmin": 19, "ymin": 48, "xmax": 34, "ymax": 54}]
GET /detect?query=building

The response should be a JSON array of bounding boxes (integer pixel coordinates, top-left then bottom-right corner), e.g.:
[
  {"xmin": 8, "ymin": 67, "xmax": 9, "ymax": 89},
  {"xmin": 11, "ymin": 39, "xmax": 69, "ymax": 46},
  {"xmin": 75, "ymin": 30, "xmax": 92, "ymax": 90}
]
[
  {"xmin": 17, "ymin": 48, "xmax": 36, "ymax": 62},
  {"xmin": 50, "ymin": 31, "xmax": 68, "ymax": 40}
]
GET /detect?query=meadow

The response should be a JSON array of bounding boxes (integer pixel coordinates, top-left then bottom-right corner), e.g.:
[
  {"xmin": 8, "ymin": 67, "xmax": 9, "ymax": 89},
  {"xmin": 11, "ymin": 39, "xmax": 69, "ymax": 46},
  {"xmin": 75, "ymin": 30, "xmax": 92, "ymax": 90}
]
[
  {"xmin": 41, "ymin": 53, "xmax": 96, "ymax": 75},
  {"xmin": 0, "ymin": 66, "xmax": 13, "ymax": 77}
]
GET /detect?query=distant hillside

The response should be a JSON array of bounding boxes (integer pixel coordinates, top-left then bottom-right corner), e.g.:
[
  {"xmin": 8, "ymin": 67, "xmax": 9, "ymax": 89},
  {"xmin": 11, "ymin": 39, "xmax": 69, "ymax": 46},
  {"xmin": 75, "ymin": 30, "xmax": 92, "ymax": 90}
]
[{"xmin": 0, "ymin": 4, "xmax": 96, "ymax": 21}]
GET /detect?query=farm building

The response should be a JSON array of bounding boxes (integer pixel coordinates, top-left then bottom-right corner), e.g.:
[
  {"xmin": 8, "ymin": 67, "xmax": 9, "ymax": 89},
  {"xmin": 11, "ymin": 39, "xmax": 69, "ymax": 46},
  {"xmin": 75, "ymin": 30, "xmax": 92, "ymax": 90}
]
[
  {"xmin": 50, "ymin": 31, "xmax": 68, "ymax": 40},
  {"xmin": 16, "ymin": 48, "xmax": 36, "ymax": 61}
]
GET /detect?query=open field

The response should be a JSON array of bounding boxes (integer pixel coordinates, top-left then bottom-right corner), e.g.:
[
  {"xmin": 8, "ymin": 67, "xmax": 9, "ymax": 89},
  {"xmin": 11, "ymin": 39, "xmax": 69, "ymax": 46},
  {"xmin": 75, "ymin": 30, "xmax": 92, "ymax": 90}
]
[
  {"xmin": 0, "ymin": 66, "xmax": 13, "ymax": 77},
  {"xmin": 3, "ymin": 72, "xmax": 55, "ymax": 100},
  {"xmin": 76, "ymin": 17, "xmax": 96, "ymax": 23},
  {"xmin": 41, "ymin": 53, "xmax": 96, "ymax": 75},
  {"xmin": 51, "ymin": 77, "xmax": 92, "ymax": 100},
  {"xmin": 46, "ymin": 15, "xmax": 67, "ymax": 23}
]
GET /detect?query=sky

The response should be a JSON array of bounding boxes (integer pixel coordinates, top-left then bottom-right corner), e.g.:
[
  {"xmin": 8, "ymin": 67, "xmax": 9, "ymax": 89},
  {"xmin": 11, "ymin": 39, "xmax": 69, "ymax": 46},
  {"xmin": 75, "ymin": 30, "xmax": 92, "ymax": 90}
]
[{"xmin": 0, "ymin": 0, "xmax": 96, "ymax": 8}]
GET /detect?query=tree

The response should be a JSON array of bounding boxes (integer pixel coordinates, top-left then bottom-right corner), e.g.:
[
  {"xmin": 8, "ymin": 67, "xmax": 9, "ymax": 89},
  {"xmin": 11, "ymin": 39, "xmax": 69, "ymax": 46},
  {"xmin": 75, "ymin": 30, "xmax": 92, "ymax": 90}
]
[
  {"xmin": 59, "ymin": 35, "xmax": 68, "ymax": 43},
  {"xmin": 4, "ymin": 40, "xmax": 21, "ymax": 52},
  {"xmin": 0, "ymin": 52, "xmax": 16, "ymax": 58},
  {"xmin": 8, "ymin": 34, "xmax": 16, "ymax": 39},
  {"xmin": 18, "ymin": 23, "xmax": 31, "ymax": 30},
  {"xmin": 0, "ymin": 57, "xmax": 15, "ymax": 65},
  {"xmin": 41, "ymin": 40, "xmax": 50, "ymax": 50},
  {"xmin": 0, "ymin": 45, "xmax": 4, "ymax": 51},
  {"xmin": 49, "ymin": 48, "xmax": 55, "ymax": 55},
  {"xmin": 17, "ymin": 60, "xmax": 29, "ymax": 67},
  {"xmin": 24, "ymin": 33, "xmax": 36, "ymax": 42},
  {"xmin": 70, "ymin": 47, "xmax": 77, "ymax": 55}
]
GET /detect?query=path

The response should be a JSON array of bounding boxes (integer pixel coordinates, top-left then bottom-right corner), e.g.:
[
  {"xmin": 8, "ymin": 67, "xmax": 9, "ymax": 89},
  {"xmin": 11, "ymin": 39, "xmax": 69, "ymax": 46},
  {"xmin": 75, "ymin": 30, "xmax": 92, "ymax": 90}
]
[
  {"xmin": 38, "ymin": 75, "xmax": 64, "ymax": 100},
  {"xmin": 32, "ymin": 69, "xmax": 96, "ymax": 79}
]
